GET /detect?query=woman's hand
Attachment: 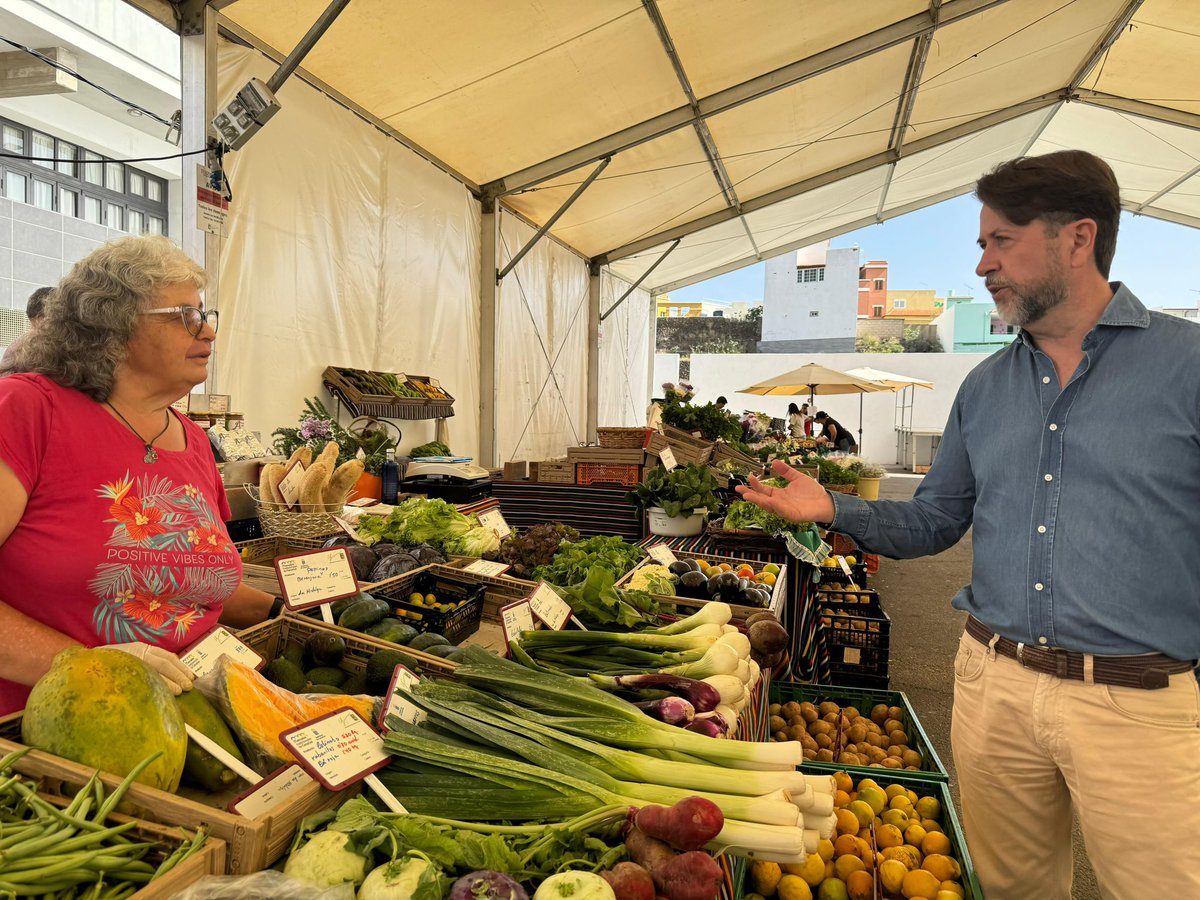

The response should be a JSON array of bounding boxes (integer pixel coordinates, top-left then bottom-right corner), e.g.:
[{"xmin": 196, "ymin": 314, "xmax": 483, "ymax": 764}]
[
  {"xmin": 735, "ymin": 459, "xmax": 836, "ymax": 525},
  {"xmin": 108, "ymin": 642, "xmax": 194, "ymax": 695}
]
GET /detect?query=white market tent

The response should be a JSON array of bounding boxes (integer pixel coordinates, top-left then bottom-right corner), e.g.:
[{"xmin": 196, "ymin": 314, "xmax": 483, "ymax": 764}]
[{"xmin": 125, "ymin": 0, "xmax": 1200, "ymax": 464}]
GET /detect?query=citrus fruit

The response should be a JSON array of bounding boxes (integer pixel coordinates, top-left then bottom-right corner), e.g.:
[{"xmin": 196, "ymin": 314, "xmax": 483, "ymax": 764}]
[
  {"xmin": 901, "ymin": 868, "xmax": 941, "ymax": 899},
  {"xmin": 916, "ymin": 796, "xmax": 942, "ymax": 821},
  {"xmin": 876, "ymin": 823, "xmax": 905, "ymax": 849},
  {"xmin": 776, "ymin": 874, "xmax": 812, "ymax": 900},
  {"xmin": 846, "ymin": 869, "xmax": 874, "ymax": 900},
  {"xmin": 816, "ymin": 878, "xmax": 849, "ymax": 900},
  {"xmin": 847, "ymin": 800, "xmax": 875, "ymax": 829},
  {"xmin": 921, "ymin": 831, "xmax": 951, "ymax": 857},
  {"xmin": 834, "ymin": 854, "xmax": 865, "ymax": 881},
  {"xmin": 879, "ymin": 859, "xmax": 908, "ymax": 892},
  {"xmin": 817, "ymin": 839, "xmax": 836, "ymax": 862}
]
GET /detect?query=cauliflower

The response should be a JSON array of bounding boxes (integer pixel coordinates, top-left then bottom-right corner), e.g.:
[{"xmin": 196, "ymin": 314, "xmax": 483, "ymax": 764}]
[{"xmin": 627, "ymin": 565, "xmax": 677, "ymax": 596}]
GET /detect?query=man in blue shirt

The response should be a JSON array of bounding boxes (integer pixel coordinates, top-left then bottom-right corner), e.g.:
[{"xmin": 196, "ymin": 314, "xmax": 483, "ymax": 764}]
[{"xmin": 738, "ymin": 150, "xmax": 1200, "ymax": 900}]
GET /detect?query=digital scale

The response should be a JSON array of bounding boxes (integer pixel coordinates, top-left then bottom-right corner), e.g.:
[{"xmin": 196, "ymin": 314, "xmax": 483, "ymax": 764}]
[{"xmin": 401, "ymin": 456, "xmax": 492, "ymax": 502}]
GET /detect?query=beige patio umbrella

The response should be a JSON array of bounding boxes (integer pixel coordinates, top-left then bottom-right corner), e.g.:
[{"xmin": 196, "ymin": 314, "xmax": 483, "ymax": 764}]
[
  {"xmin": 740, "ymin": 363, "xmax": 891, "ymax": 447},
  {"xmin": 844, "ymin": 367, "xmax": 934, "ymax": 432}
]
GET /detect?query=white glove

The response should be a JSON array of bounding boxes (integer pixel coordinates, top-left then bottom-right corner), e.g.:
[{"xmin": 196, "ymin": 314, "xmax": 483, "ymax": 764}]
[{"xmin": 108, "ymin": 642, "xmax": 194, "ymax": 695}]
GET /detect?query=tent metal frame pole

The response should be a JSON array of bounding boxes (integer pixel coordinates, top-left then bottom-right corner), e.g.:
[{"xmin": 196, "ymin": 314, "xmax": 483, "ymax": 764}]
[
  {"xmin": 1135, "ymin": 162, "xmax": 1200, "ymax": 212},
  {"xmin": 601, "ymin": 239, "xmax": 680, "ymax": 322},
  {"xmin": 495, "ymin": 157, "xmax": 610, "ymax": 282},
  {"xmin": 484, "ymin": 0, "xmax": 1015, "ymax": 197},
  {"xmin": 479, "ymin": 198, "xmax": 499, "ymax": 467},
  {"xmin": 601, "ymin": 92, "xmax": 1061, "ymax": 265},
  {"xmin": 1073, "ymin": 91, "xmax": 1200, "ymax": 132},
  {"xmin": 586, "ymin": 261, "xmax": 602, "ymax": 442},
  {"xmin": 1123, "ymin": 203, "xmax": 1200, "ymax": 230},
  {"xmin": 264, "ymin": 0, "xmax": 352, "ymax": 94},
  {"xmin": 647, "ymin": 183, "xmax": 974, "ymax": 295},
  {"xmin": 180, "ymin": 3, "xmax": 219, "ymax": 388},
  {"xmin": 1067, "ymin": 0, "xmax": 1145, "ymax": 92}
]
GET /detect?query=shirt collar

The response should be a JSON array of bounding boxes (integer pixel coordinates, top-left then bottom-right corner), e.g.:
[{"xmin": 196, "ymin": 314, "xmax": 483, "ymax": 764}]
[{"xmin": 1016, "ymin": 282, "xmax": 1149, "ymax": 350}]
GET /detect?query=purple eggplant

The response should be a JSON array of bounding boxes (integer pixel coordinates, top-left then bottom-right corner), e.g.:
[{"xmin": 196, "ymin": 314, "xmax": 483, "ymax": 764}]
[
  {"xmin": 634, "ymin": 695, "xmax": 695, "ymax": 725},
  {"xmin": 449, "ymin": 871, "xmax": 529, "ymax": 900},
  {"xmin": 593, "ymin": 673, "xmax": 721, "ymax": 713}
]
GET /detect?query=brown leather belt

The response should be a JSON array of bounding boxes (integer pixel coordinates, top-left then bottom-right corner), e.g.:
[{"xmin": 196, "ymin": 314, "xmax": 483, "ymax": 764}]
[{"xmin": 965, "ymin": 616, "xmax": 1195, "ymax": 690}]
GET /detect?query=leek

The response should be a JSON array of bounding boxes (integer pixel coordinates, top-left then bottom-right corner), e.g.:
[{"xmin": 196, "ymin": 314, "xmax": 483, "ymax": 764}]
[
  {"xmin": 716, "ymin": 631, "xmax": 751, "ymax": 659},
  {"xmin": 659, "ymin": 642, "xmax": 741, "ymax": 678},
  {"xmin": 647, "ymin": 602, "xmax": 732, "ymax": 635}
]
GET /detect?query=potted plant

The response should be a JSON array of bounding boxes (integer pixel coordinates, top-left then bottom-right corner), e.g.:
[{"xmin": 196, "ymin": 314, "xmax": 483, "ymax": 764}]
[
  {"xmin": 848, "ymin": 458, "xmax": 886, "ymax": 500},
  {"xmin": 627, "ymin": 464, "xmax": 721, "ymax": 536},
  {"xmin": 813, "ymin": 455, "xmax": 860, "ymax": 495},
  {"xmin": 273, "ymin": 398, "xmax": 398, "ymax": 501}
]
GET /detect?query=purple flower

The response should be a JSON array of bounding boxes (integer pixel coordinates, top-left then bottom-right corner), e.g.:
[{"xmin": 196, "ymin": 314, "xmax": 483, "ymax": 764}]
[{"xmin": 299, "ymin": 416, "xmax": 333, "ymax": 440}]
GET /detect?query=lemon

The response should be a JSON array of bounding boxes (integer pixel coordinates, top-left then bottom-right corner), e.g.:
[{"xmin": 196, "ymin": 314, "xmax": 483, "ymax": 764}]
[
  {"xmin": 921, "ymin": 831, "xmax": 951, "ymax": 857},
  {"xmin": 938, "ymin": 882, "xmax": 965, "ymax": 898},
  {"xmin": 915, "ymin": 796, "xmax": 942, "ymax": 821},
  {"xmin": 901, "ymin": 868, "xmax": 941, "ymax": 899},
  {"xmin": 816, "ymin": 878, "xmax": 849, "ymax": 900},
  {"xmin": 793, "ymin": 853, "xmax": 826, "ymax": 887},
  {"xmin": 777, "ymin": 874, "xmax": 813, "ymax": 900},
  {"xmin": 844, "ymin": 555, "xmax": 857, "ymax": 565},
  {"xmin": 847, "ymin": 800, "xmax": 875, "ymax": 829},
  {"xmin": 857, "ymin": 785, "xmax": 887, "ymax": 815},
  {"xmin": 879, "ymin": 859, "xmax": 908, "ymax": 893},
  {"xmin": 816, "ymin": 839, "xmax": 836, "ymax": 863}
]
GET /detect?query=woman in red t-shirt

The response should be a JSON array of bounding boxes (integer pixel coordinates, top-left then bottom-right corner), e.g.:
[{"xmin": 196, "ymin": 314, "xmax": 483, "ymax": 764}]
[{"xmin": 0, "ymin": 235, "xmax": 276, "ymax": 715}]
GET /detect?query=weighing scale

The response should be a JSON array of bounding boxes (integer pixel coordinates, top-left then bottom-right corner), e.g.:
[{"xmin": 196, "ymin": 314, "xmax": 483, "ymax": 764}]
[{"xmin": 401, "ymin": 456, "xmax": 493, "ymax": 502}]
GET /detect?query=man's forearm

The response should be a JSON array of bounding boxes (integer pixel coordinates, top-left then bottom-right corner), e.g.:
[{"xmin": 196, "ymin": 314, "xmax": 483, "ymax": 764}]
[{"xmin": 0, "ymin": 600, "xmax": 80, "ymax": 687}]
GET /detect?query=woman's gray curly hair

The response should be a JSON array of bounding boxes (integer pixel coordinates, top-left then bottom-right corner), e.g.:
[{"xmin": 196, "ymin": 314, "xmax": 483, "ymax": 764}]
[{"xmin": 0, "ymin": 235, "xmax": 206, "ymax": 401}]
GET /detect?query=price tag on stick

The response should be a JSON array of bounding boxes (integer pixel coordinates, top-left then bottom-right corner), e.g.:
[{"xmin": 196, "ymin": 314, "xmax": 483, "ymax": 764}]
[
  {"xmin": 180, "ymin": 627, "xmax": 264, "ymax": 678},
  {"xmin": 476, "ymin": 508, "xmax": 511, "ymax": 539},
  {"xmin": 647, "ymin": 544, "xmax": 678, "ymax": 565},
  {"xmin": 184, "ymin": 724, "xmax": 261, "ymax": 784},
  {"xmin": 277, "ymin": 459, "xmax": 306, "ymax": 510},
  {"xmin": 464, "ymin": 559, "xmax": 511, "ymax": 577},
  {"xmin": 280, "ymin": 707, "xmax": 407, "ymax": 813},
  {"xmin": 659, "ymin": 447, "xmax": 678, "ymax": 470},
  {"xmin": 527, "ymin": 582, "xmax": 585, "ymax": 631},
  {"xmin": 500, "ymin": 599, "xmax": 536, "ymax": 648},
  {"xmin": 228, "ymin": 764, "xmax": 315, "ymax": 818},
  {"xmin": 379, "ymin": 666, "xmax": 424, "ymax": 731},
  {"xmin": 275, "ymin": 548, "xmax": 360, "ymax": 611}
]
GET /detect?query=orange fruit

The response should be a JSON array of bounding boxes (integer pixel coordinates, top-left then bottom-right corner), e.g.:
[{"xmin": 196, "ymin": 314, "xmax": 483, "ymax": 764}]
[
  {"xmin": 921, "ymin": 831, "xmax": 951, "ymax": 857},
  {"xmin": 846, "ymin": 869, "xmax": 874, "ymax": 900}
]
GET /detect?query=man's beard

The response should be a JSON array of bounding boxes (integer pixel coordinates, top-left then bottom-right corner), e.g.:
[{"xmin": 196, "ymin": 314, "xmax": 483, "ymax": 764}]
[{"xmin": 988, "ymin": 257, "xmax": 1068, "ymax": 328}]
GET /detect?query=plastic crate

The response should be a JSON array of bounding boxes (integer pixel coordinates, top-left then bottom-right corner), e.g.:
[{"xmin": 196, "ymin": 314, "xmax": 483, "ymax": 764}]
[
  {"xmin": 815, "ymin": 562, "xmax": 869, "ymax": 587},
  {"xmin": 576, "ymin": 461, "xmax": 643, "ymax": 486},
  {"xmin": 767, "ymin": 682, "xmax": 948, "ymax": 781},
  {"xmin": 817, "ymin": 597, "xmax": 890, "ymax": 687},
  {"xmin": 815, "ymin": 585, "xmax": 878, "ymax": 606},
  {"xmin": 372, "ymin": 569, "xmax": 486, "ymax": 644},
  {"xmin": 825, "ymin": 530, "xmax": 861, "ymax": 557}
]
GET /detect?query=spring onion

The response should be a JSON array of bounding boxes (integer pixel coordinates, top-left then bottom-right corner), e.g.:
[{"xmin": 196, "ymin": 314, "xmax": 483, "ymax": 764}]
[
  {"xmin": 646, "ymin": 602, "xmax": 733, "ymax": 635},
  {"xmin": 658, "ymin": 642, "xmax": 741, "ymax": 678}
]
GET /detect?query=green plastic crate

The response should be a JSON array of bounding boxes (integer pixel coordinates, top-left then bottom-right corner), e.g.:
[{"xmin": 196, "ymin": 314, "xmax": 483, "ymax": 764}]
[
  {"xmin": 731, "ymin": 775, "xmax": 983, "ymax": 900},
  {"xmin": 768, "ymin": 682, "xmax": 948, "ymax": 782}
]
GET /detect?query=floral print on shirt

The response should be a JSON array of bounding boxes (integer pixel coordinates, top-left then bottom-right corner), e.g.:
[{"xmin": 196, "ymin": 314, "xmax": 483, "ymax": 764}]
[{"xmin": 89, "ymin": 472, "xmax": 238, "ymax": 643}]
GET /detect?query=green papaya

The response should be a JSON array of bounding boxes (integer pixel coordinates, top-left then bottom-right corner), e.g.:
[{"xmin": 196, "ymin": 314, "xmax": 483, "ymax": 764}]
[{"xmin": 175, "ymin": 689, "xmax": 247, "ymax": 792}]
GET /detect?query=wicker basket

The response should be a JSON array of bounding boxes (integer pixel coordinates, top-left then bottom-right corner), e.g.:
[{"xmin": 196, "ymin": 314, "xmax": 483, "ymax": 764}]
[
  {"xmin": 245, "ymin": 485, "xmax": 344, "ymax": 540},
  {"xmin": 597, "ymin": 427, "xmax": 651, "ymax": 449},
  {"xmin": 824, "ymin": 483, "xmax": 859, "ymax": 495}
]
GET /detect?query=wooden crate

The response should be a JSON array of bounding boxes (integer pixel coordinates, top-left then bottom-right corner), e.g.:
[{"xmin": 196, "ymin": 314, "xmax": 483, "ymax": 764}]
[
  {"xmin": 0, "ymin": 713, "xmax": 349, "ymax": 875},
  {"xmin": 566, "ymin": 446, "xmax": 647, "ymax": 465},
  {"xmin": 646, "ymin": 431, "xmax": 714, "ymax": 468},
  {"xmin": 534, "ymin": 459, "xmax": 575, "ymax": 484}
]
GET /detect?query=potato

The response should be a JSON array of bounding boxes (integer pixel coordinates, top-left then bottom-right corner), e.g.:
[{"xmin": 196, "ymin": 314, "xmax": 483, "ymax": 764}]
[
  {"xmin": 870, "ymin": 704, "xmax": 890, "ymax": 725},
  {"xmin": 787, "ymin": 724, "xmax": 808, "ymax": 742},
  {"xmin": 815, "ymin": 733, "xmax": 833, "ymax": 749},
  {"xmin": 880, "ymin": 757, "xmax": 903, "ymax": 768},
  {"xmin": 769, "ymin": 715, "xmax": 787, "ymax": 734},
  {"xmin": 887, "ymin": 706, "xmax": 905, "ymax": 721},
  {"xmin": 816, "ymin": 749, "xmax": 835, "ymax": 762},
  {"xmin": 888, "ymin": 730, "xmax": 909, "ymax": 747},
  {"xmin": 782, "ymin": 701, "xmax": 803, "ymax": 720},
  {"xmin": 818, "ymin": 701, "xmax": 840, "ymax": 717},
  {"xmin": 884, "ymin": 718, "xmax": 905, "ymax": 735},
  {"xmin": 842, "ymin": 707, "xmax": 861, "ymax": 721},
  {"xmin": 901, "ymin": 748, "xmax": 923, "ymax": 768}
]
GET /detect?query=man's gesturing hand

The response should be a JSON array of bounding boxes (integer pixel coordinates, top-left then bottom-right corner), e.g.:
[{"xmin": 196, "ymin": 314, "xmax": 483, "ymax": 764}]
[{"xmin": 735, "ymin": 459, "xmax": 836, "ymax": 525}]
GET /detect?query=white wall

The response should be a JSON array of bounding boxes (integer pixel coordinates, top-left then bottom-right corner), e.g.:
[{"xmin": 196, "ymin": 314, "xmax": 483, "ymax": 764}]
[
  {"xmin": 761, "ymin": 247, "xmax": 858, "ymax": 345},
  {"xmin": 681, "ymin": 351, "xmax": 997, "ymax": 463}
]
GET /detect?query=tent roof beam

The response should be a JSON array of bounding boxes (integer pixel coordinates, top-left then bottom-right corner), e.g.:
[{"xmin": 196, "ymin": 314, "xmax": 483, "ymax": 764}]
[{"xmin": 483, "ymin": 0, "xmax": 1015, "ymax": 199}]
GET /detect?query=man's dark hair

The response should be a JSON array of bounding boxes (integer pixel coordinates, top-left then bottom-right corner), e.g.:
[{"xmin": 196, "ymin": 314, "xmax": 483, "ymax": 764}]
[
  {"xmin": 975, "ymin": 150, "xmax": 1121, "ymax": 277},
  {"xmin": 26, "ymin": 286, "xmax": 53, "ymax": 321},
  {"xmin": 814, "ymin": 411, "xmax": 828, "ymax": 421}
]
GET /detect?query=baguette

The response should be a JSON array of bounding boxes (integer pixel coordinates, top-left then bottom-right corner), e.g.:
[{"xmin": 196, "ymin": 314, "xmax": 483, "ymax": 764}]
[
  {"xmin": 324, "ymin": 459, "xmax": 365, "ymax": 508},
  {"xmin": 259, "ymin": 463, "xmax": 287, "ymax": 507},
  {"xmin": 298, "ymin": 461, "xmax": 333, "ymax": 512},
  {"xmin": 287, "ymin": 446, "xmax": 312, "ymax": 469},
  {"xmin": 316, "ymin": 440, "xmax": 340, "ymax": 471}
]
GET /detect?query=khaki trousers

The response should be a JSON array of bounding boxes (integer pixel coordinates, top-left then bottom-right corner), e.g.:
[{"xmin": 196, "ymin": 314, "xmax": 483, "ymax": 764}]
[{"xmin": 950, "ymin": 631, "xmax": 1200, "ymax": 900}]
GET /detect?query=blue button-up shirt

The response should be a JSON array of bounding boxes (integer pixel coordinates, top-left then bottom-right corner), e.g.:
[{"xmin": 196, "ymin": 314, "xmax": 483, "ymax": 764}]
[{"xmin": 830, "ymin": 284, "xmax": 1200, "ymax": 660}]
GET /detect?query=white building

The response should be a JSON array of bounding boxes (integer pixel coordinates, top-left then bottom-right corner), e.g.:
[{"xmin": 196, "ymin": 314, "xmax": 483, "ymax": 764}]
[
  {"xmin": 0, "ymin": 0, "xmax": 181, "ymax": 347},
  {"xmin": 759, "ymin": 241, "xmax": 859, "ymax": 352}
]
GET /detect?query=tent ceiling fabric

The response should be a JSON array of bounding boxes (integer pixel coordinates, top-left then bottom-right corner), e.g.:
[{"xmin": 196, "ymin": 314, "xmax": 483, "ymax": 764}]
[{"xmin": 218, "ymin": 0, "xmax": 1200, "ymax": 290}]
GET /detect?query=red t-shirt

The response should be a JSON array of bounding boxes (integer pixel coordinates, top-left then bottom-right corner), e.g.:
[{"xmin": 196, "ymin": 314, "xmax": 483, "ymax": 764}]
[{"xmin": 0, "ymin": 374, "xmax": 242, "ymax": 714}]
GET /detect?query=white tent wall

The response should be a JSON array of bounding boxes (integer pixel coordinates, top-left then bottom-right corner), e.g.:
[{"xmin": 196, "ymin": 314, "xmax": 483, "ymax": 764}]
[
  {"xmin": 597, "ymin": 272, "xmax": 653, "ymax": 428},
  {"xmin": 683, "ymin": 352, "xmax": 992, "ymax": 464},
  {"xmin": 215, "ymin": 42, "xmax": 483, "ymax": 457},
  {"xmin": 495, "ymin": 213, "xmax": 589, "ymax": 462}
]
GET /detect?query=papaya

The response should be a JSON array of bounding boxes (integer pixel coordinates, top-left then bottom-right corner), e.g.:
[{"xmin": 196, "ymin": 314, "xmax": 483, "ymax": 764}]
[
  {"xmin": 22, "ymin": 647, "xmax": 186, "ymax": 792},
  {"xmin": 175, "ymin": 689, "xmax": 247, "ymax": 792},
  {"xmin": 206, "ymin": 657, "xmax": 375, "ymax": 768}
]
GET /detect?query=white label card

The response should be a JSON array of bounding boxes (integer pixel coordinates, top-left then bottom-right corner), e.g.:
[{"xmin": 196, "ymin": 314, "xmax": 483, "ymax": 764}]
[
  {"xmin": 380, "ymin": 665, "xmax": 424, "ymax": 731},
  {"xmin": 843, "ymin": 648, "xmax": 862, "ymax": 665},
  {"xmin": 278, "ymin": 459, "xmax": 306, "ymax": 510},
  {"xmin": 500, "ymin": 599, "xmax": 536, "ymax": 646},
  {"xmin": 275, "ymin": 548, "xmax": 360, "ymax": 610},
  {"xmin": 228, "ymin": 764, "xmax": 314, "ymax": 818},
  {"xmin": 659, "ymin": 447, "xmax": 678, "ymax": 470},
  {"xmin": 180, "ymin": 627, "xmax": 263, "ymax": 678},
  {"xmin": 528, "ymin": 582, "xmax": 572, "ymax": 631},
  {"xmin": 464, "ymin": 559, "xmax": 511, "ymax": 577},
  {"xmin": 476, "ymin": 508, "xmax": 511, "ymax": 539},
  {"xmin": 647, "ymin": 544, "xmax": 678, "ymax": 565},
  {"xmin": 207, "ymin": 394, "xmax": 231, "ymax": 414},
  {"xmin": 280, "ymin": 707, "xmax": 390, "ymax": 791},
  {"xmin": 348, "ymin": 497, "xmax": 380, "ymax": 508}
]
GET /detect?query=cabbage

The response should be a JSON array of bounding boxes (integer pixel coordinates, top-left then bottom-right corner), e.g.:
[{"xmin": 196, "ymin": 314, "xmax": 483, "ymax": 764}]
[{"xmin": 355, "ymin": 498, "xmax": 498, "ymax": 556}]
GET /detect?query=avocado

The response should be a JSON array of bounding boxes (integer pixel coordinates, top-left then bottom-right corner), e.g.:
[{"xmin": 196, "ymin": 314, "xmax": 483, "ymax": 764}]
[
  {"xmin": 365, "ymin": 618, "xmax": 419, "ymax": 645},
  {"xmin": 409, "ymin": 632, "xmax": 452, "ymax": 652},
  {"xmin": 305, "ymin": 666, "xmax": 348, "ymax": 687},
  {"xmin": 424, "ymin": 643, "xmax": 460, "ymax": 659},
  {"xmin": 366, "ymin": 648, "xmax": 422, "ymax": 695},
  {"xmin": 341, "ymin": 673, "xmax": 368, "ymax": 695},
  {"xmin": 303, "ymin": 632, "xmax": 346, "ymax": 668},
  {"xmin": 304, "ymin": 683, "xmax": 344, "ymax": 694},
  {"xmin": 338, "ymin": 596, "xmax": 390, "ymax": 631},
  {"xmin": 281, "ymin": 644, "xmax": 306, "ymax": 668},
  {"xmin": 263, "ymin": 657, "xmax": 307, "ymax": 693}
]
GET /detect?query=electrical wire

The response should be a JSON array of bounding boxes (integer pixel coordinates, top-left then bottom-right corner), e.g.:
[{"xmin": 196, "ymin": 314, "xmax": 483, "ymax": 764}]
[
  {"xmin": 0, "ymin": 148, "xmax": 210, "ymax": 164},
  {"xmin": 0, "ymin": 36, "xmax": 174, "ymax": 127}
]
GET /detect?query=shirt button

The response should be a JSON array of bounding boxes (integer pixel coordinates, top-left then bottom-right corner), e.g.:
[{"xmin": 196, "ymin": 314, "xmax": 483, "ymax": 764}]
[
  {"xmin": 1042, "ymin": 376, "xmax": 1051, "ymax": 384},
  {"xmin": 1035, "ymin": 583, "xmax": 1044, "ymax": 591},
  {"xmin": 1038, "ymin": 636, "xmax": 1048, "ymax": 645},
  {"xmin": 1037, "ymin": 525, "xmax": 1047, "ymax": 533},
  {"xmin": 1044, "ymin": 474, "xmax": 1053, "ymax": 481},
  {"xmin": 1048, "ymin": 424, "xmax": 1058, "ymax": 431}
]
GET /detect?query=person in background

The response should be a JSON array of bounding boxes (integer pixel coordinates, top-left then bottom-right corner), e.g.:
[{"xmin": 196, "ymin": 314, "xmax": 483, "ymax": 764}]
[
  {"xmin": 786, "ymin": 402, "xmax": 804, "ymax": 437},
  {"xmin": 0, "ymin": 286, "xmax": 53, "ymax": 365},
  {"xmin": 813, "ymin": 410, "xmax": 857, "ymax": 452},
  {"xmin": 0, "ymin": 236, "xmax": 279, "ymax": 716},
  {"xmin": 714, "ymin": 395, "xmax": 728, "ymax": 410},
  {"xmin": 798, "ymin": 401, "xmax": 814, "ymax": 437},
  {"xmin": 736, "ymin": 149, "xmax": 1200, "ymax": 900}
]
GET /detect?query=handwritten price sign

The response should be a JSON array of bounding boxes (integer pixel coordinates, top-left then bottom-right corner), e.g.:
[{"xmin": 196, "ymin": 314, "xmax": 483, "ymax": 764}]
[
  {"xmin": 180, "ymin": 627, "xmax": 263, "ymax": 678},
  {"xmin": 647, "ymin": 544, "xmax": 678, "ymax": 565},
  {"xmin": 275, "ymin": 548, "xmax": 360, "ymax": 610},
  {"xmin": 528, "ymin": 582, "xmax": 574, "ymax": 631},
  {"xmin": 379, "ymin": 666, "xmax": 424, "ymax": 731},
  {"xmin": 280, "ymin": 707, "xmax": 390, "ymax": 791},
  {"xmin": 227, "ymin": 764, "xmax": 314, "ymax": 818}
]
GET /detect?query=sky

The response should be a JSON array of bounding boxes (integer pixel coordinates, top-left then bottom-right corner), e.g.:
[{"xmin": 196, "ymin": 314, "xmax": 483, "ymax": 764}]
[{"xmin": 668, "ymin": 194, "xmax": 1200, "ymax": 308}]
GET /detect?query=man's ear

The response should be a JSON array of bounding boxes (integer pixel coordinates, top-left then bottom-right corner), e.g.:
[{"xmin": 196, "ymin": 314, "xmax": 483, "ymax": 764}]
[{"xmin": 1066, "ymin": 218, "xmax": 1099, "ymax": 270}]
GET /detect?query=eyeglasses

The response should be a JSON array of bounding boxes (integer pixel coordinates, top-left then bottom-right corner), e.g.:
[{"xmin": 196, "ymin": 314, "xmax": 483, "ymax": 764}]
[{"xmin": 141, "ymin": 305, "xmax": 219, "ymax": 337}]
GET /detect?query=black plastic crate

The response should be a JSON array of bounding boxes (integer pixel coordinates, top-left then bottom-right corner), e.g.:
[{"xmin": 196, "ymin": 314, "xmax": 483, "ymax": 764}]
[
  {"xmin": 373, "ymin": 570, "xmax": 486, "ymax": 644},
  {"xmin": 814, "ymin": 585, "xmax": 879, "ymax": 606},
  {"xmin": 814, "ymin": 562, "xmax": 868, "ymax": 587},
  {"xmin": 817, "ymin": 597, "xmax": 890, "ymax": 686}
]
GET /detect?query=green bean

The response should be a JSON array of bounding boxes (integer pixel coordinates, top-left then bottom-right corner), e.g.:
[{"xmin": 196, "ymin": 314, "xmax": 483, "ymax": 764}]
[{"xmin": 92, "ymin": 753, "xmax": 161, "ymax": 823}]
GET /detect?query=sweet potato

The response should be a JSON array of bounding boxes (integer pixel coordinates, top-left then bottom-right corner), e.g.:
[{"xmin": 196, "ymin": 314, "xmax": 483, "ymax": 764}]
[
  {"xmin": 600, "ymin": 863, "xmax": 655, "ymax": 900},
  {"xmin": 652, "ymin": 851, "xmax": 723, "ymax": 900}
]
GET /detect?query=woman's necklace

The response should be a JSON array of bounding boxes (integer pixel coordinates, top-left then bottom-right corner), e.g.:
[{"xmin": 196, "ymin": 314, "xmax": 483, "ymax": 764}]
[{"xmin": 105, "ymin": 401, "xmax": 171, "ymax": 464}]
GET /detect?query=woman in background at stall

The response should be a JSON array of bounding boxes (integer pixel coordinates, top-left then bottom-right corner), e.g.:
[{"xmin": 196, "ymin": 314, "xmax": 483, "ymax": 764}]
[
  {"xmin": 813, "ymin": 410, "xmax": 858, "ymax": 452},
  {"xmin": 0, "ymin": 235, "xmax": 278, "ymax": 716},
  {"xmin": 787, "ymin": 402, "xmax": 805, "ymax": 437}
]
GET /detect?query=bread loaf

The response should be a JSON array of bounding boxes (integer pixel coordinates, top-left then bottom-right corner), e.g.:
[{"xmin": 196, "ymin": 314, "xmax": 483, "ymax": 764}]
[
  {"xmin": 259, "ymin": 463, "xmax": 287, "ymax": 507},
  {"xmin": 298, "ymin": 461, "xmax": 333, "ymax": 512},
  {"xmin": 316, "ymin": 440, "xmax": 340, "ymax": 471},
  {"xmin": 287, "ymin": 446, "xmax": 312, "ymax": 469},
  {"xmin": 324, "ymin": 459, "xmax": 365, "ymax": 507}
]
